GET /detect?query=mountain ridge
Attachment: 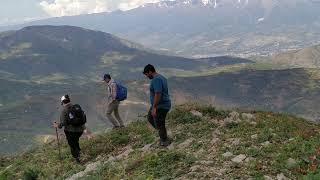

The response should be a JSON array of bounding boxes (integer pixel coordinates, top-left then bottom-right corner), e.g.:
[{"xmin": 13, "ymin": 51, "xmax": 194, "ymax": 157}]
[{"xmin": 1, "ymin": 105, "xmax": 320, "ymax": 179}]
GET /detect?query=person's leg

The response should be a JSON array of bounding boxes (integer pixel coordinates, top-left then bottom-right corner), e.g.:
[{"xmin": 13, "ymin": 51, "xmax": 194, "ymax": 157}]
[
  {"xmin": 106, "ymin": 101, "xmax": 119, "ymax": 127},
  {"xmin": 156, "ymin": 109, "xmax": 169, "ymax": 144},
  {"xmin": 114, "ymin": 101, "xmax": 124, "ymax": 127},
  {"xmin": 74, "ymin": 132, "xmax": 83, "ymax": 157},
  {"xmin": 147, "ymin": 108, "xmax": 157, "ymax": 129},
  {"xmin": 64, "ymin": 131, "xmax": 79, "ymax": 159}
]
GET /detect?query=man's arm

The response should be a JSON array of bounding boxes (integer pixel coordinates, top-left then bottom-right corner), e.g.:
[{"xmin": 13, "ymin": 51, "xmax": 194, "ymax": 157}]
[
  {"xmin": 153, "ymin": 92, "xmax": 161, "ymax": 110},
  {"xmin": 58, "ymin": 111, "xmax": 66, "ymax": 129}
]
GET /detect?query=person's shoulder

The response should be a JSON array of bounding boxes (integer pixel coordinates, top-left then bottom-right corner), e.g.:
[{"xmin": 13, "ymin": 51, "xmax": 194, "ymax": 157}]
[{"xmin": 158, "ymin": 74, "xmax": 167, "ymax": 81}]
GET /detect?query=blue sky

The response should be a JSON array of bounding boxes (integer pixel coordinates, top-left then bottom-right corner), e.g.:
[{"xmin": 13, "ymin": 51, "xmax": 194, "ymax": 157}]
[
  {"xmin": 0, "ymin": 0, "xmax": 47, "ymax": 25},
  {"xmin": 0, "ymin": 0, "xmax": 161, "ymax": 26}
]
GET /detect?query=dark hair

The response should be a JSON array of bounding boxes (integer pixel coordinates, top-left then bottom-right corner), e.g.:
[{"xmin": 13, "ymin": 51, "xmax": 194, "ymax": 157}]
[
  {"xmin": 143, "ymin": 64, "xmax": 156, "ymax": 74},
  {"xmin": 62, "ymin": 94, "xmax": 71, "ymax": 105},
  {"xmin": 103, "ymin": 74, "xmax": 111, "ymax": 80}
]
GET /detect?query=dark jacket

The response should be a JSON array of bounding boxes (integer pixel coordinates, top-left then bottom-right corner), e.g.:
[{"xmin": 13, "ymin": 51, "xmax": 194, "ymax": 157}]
[{"xmin": 59, "ymin": 103, "xmax": 85, "ymax": 132}]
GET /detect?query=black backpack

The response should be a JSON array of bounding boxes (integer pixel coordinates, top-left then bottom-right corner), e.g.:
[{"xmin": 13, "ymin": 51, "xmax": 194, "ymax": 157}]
[{"xmin": 67, "ymin": 104, "xmax": 87, "ymax": 126}]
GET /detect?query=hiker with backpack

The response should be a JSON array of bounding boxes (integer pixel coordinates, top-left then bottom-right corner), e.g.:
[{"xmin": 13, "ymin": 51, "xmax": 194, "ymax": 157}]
[
  {"xmin": 103, "ymin": 74, "xmax": 127, "ymax": 129},
  {"xmin": 143, "ymin": 64, "xmax": 172, "ymax": 147},
  {"xmin": 53, "ymin": 95, "xmax": 86, "ymax": 163}
]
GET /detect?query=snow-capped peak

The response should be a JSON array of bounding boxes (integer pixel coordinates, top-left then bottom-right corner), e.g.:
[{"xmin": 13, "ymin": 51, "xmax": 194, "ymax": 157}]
[{"xmin": 138, "ymin": 0, "xmax": 252, "ymax": 9}]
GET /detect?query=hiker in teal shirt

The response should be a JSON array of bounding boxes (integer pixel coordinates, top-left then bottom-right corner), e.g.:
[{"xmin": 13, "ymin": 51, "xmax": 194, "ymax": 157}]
[{"xmin": 143, "ymin": 64, "xmax": 172, "ymax": 147}]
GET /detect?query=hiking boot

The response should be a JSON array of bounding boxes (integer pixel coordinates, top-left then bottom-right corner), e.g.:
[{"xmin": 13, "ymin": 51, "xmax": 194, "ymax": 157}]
[
  {"xmin": 120, "ymin": 125, "xmax": 125, "ymax": 128},
  {"xmin": 112, "ymin": 126, "xmax": 120, "ymax": 130},
  {"xmin": 75, "ymin": 157, "xmax": 81, "ymax": 164},
  {"xmin": 159, "ymin": 138, "xmax": 172, "ymax": 147}
]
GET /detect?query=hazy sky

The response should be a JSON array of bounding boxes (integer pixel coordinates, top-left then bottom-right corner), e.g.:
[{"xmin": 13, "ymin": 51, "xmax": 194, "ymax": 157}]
[{"xmin": 0, "ymin": 0, "xmax": 162, "ymax": 26}]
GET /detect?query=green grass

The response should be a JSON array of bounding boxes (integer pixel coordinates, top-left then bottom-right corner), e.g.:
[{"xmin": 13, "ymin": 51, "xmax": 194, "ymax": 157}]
[{"xmin": 2, "ymin": 105, "xmax": 320, "ymax": 179}]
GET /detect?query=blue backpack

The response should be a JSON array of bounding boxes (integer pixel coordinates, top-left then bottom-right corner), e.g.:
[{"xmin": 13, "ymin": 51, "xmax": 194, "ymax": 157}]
[{"xmin": 115, "ymin": 82, "xmax": 127, "ymax": 101}]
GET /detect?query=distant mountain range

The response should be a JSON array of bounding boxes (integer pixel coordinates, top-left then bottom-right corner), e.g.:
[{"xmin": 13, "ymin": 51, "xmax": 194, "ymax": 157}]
[
  {"xmin": 0, "ymin": 26, "xmax": 250, "ymax": 82},
  {"xmin": 171, "ymin": 68, "xmax": 320, "ymax": 121},
  {"xmin": 1, "ymin": 0, "xmax": 320, "ymax": 57}
]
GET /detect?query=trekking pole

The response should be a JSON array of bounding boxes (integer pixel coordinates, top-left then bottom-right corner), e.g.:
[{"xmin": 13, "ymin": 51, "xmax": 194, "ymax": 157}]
[{"xmin": 55, "ymin": 126, "xmax": 62, "ymax": 160}]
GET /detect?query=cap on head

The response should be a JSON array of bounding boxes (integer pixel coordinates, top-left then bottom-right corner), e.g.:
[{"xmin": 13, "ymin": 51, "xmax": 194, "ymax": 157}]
[
  {"xmin": 103, "ymin": 74, "xmax": 111, "ymax": 81},
  {"xmin": 60, "ymin": 94, "xmax": 70, "ymax": 105}
]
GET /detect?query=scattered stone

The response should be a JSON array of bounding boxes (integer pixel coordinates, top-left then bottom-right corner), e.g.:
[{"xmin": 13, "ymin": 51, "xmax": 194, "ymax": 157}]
[
  {"xmin": 251, "ymin": 134, "xmax": 258, "ymax": 139},
  {"xmin": 195, "ymin": 148, "xmax": 205, "ymax": 158},
  {"xmin": 245, "ymin": 157, "xmax": 254, "ymax": 163},
  {"xmin": 66, "ymin": 161, "xmax": 102, "ymax": 180},
  {"xmin": 210, "ymin": 118, "xmax": 219, "ymax": 124},
  {"xmin": 41, "ymin": 135, "xmax": 56, "ymax": 144},
  {"xmin": 264, "ymin": 175, "xmax": 274, "ymax": 180},
  {"xmin": 219, "ymin": 168, "xmax": 227, "ymax": 174},
  {"xmin": 190, "ymin": 110, "xmax": 203, "ymax": 117},
  {"xmin": 230, "ymin": 111, "xmax": 240, "ymax": 119},
  {"xmin": 222, "ymin": 152, "xmax": 233, "ymax": 158},
  {"xmin": 178, "ymin": 138, "xmax": 194, "ymax": 149},
  {"xmin": 277, "ymin": 173, "xmax": 289, "ymax": 180},
  {"xmin": 116, "ymin": 147, "xmax": 134, "ymax": 159},
  {"xmin": 242, "ymin": 113, "xmax": 255, "ymax": 121},
  {"xmin": 287, "ymin": 158, "xmax": 297, "ymax": 168},
  {"xmin": 141, "ymin": 143, "xmax": 152, "ymax": 152},
  {"xmin": 223, "ymin": 111, "xmax": 242, "ymax": 126},
  {"xmin": 231, "ymin": 154, "xmax": 246, "ymax": 163},
  {"xmin": 250, "ymin": 121, "xmax": 257, "ymax": 126},
  {"xmin": 289, "ymin": 138, "xmax": 295, "ymax": 141},
  {"xmin": 108, "ymin": 156, "xmax": 116, "ymax": 162},
  {"xmin": 197, "ymin": 161, "xmax": 214, "ymax": 166},
  {"xmin": 261, "ymin": 141, "xmax": 271, "ymax": 146},
  {"xmin": 167, "ymin": 143, "xmax": 175, "ymax": 150},
  {"xmin": 212, "ymin": 129, "xmax": 222, "ymax": 137},
  {"xmin": 210, "ymin": 138, "xmax": 220, "ymax": 145},
  {"xmin": 95, "ymin": 155, "xmax": 103, "ymax": 161},
  {"xmin": 231, "ymin": 138, "xmax": 241, "ymax": 146},
  {"xmin": 190, "ymin": 165, "xmax": 202, "ymax": 172}
]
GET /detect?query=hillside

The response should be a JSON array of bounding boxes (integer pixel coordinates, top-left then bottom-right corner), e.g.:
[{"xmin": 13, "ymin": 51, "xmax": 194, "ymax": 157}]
[
  {"xmin": 261, "ymin": 44, "xmax": 320, "ymax": 68},
  {"xmin": 0, "ymin": 25, "xmax": 251, "ymax": 81},
  {"xmin": 170, "ymin": 68, "xmax": 320, "ymax": 121},
  {"xmin": 1, "ymin": 105, "xmax": 320, "ymax": 179}
]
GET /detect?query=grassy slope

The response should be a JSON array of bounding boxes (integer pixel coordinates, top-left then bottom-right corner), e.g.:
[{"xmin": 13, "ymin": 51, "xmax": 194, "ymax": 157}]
[{"xmin": 1, "ymin": 105, "xmax": 320, "ymax": 179}]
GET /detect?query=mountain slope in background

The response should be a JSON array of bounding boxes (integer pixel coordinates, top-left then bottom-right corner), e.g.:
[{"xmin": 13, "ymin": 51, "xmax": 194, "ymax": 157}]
[
  {"xmin": 1, "ymin": 0, "xmax": 320, "ymax": 57},
  {"xmin": 0, "ymin": 26, "xmax": 251, "ymax": 81},
  {"xmin": 171, "ymin": 68, "xmax": 320, "ymax": 120},
  {"xmin": 261, "ymin": 44, "xmax": 320, "ymax": 68}
]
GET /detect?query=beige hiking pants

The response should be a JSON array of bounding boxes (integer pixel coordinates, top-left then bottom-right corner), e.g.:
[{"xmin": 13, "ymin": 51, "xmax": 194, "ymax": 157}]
[{"xmin": 106, "ymin": 100, "xmax": 124, "ymax": 127}]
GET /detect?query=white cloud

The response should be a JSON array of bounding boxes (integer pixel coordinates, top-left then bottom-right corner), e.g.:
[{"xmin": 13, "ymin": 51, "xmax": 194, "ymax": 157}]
[
  {"xmin": 118, "ymin": 0, "xmax": 161, "ymax": 11},
  {"xmin": 39, "ymin": 0, "xmax": 110, "ymax": 17},
  {"xmin": 39, "ymin": 0, "xmax": 167, "ymax": 17}
]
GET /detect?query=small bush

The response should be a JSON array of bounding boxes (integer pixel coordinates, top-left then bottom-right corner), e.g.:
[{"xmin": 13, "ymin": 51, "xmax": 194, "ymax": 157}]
[
  {"xmin": 169, "ymin": 109, "xmax": 202, "ymax": 124},
  {"xmin": 110, "ymin": 131, "xmax": 130, "ymax": 146},
  {"xmin": 198, "ymin": 106, "xmax": 229, "ymax": 119},
  {"xmin": 23, "ymin": 168, "xmax": 41, "ymax": 180},
  {"xmin": 134, "ymin": 151, "xmax": 195, "ymax": 179}
]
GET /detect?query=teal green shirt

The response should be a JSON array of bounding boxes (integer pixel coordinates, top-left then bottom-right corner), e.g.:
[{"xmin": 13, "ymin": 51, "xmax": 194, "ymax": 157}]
[{"xmin": 150, "ymin": 74, "xmax": 171, "ymax": 110}]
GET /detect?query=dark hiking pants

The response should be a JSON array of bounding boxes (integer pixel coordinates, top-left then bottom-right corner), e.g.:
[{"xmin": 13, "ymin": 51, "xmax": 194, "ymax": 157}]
[
  {"xmin": 64, "ymin": 130, "xmax": 83, "ymax": 158},
  {"xmin": 148, "ymin": 108, "xmax": 169, "ymax": 142}
]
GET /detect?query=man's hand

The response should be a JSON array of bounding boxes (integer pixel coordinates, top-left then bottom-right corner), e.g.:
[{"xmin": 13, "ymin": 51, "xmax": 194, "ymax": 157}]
[
  {"xmin": 53, "ymin": 122, "xmax": 59, "ymax": 128},
  {"xmin": 152, "ymin": 108, "xmax": 157, "ymax": 119}
]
